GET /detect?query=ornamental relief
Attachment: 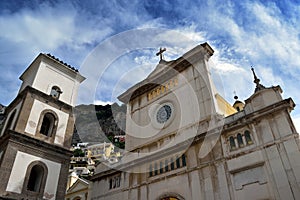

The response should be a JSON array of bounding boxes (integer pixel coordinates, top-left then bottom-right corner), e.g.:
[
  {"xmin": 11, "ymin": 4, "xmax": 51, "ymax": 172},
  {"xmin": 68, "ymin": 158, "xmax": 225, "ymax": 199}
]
[{"xmin": 148, "ymin": 77, "xmax": 178, "ymax": 101}]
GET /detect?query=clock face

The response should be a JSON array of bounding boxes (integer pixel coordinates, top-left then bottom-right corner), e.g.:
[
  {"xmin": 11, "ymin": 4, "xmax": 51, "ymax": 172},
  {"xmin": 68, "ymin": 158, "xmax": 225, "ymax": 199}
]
[{"xmin": 156, "ymin": 104, "xmax": 172, "ymax": 123}]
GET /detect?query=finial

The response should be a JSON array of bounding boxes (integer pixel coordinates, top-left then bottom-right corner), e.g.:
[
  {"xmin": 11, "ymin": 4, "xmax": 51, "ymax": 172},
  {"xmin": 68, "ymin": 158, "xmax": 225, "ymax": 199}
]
[
  {"xmin": 233, "ymin": 91, "xmax": 238, "ymax": 100},
  {"xmin": 251, "ymin": 66, "xmax": 265, "ymax": 92},
  {"xmin": 251, "ymin": 67, "xmax": 260, "ymax": 84},
  {"xmin": 156, "ymin": 47, "xmax": 166, "ymax": 61}
]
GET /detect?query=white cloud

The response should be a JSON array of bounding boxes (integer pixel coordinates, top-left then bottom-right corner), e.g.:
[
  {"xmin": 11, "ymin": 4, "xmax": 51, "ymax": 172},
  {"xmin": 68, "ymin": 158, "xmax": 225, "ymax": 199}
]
[
  {"xmin": 206, "ymin": 1, "xmax": 300, "ymax": 78},
  {"xmin": 0, "ymin": 0, "xmax": 299, "ymax": 118},
  {"xmin": 0, "ymin": 2, "xmax": 113, "ymax": 56},
  {"xmin": 292, "ymin": 114, "xmax": 300, "ymax": 134},
  {"xmin": 257, "ymin": 66, "xmax": 284, "ymax": 87},
  {"xmin": 93, "ymin": 100, "xmax": 113, "ymax": 105},
  {"xmin": 193, "ymin": 1, "xmax": 300, "ymax": 112},
  {"xmin": 0, "ymin": 7, "xmax": 73, "ymax": 50}
]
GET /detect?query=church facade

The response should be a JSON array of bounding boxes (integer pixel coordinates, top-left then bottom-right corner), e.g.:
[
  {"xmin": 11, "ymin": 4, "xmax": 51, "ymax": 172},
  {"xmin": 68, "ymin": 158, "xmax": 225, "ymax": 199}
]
[
  {"xmin": 0, "ymin": 54, "xmax": 85, "ymax": 199},
  {"xmin": 89, "ymin": 43, "xmax": 300, "ymax": 200}
]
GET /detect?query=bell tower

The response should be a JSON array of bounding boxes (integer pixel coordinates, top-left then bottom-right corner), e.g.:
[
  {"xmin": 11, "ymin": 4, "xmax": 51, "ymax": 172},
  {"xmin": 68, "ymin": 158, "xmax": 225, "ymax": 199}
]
[{"xmin": 0, "ymin": 53, "xmax": 85, "ymax": 200}]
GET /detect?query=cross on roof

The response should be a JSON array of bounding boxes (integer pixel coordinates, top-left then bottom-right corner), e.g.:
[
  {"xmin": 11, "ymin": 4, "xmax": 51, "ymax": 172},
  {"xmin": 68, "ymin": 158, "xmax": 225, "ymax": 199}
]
[{"xmin": 156, "ymin": 47, "xmax": 166, "ymax": 60}]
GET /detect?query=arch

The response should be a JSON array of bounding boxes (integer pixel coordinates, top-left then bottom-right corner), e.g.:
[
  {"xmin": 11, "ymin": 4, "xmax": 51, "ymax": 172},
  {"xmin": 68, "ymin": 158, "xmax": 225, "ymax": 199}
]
[
  {"xmin": 154, "ymin": 162, "xmax": 158, "ymax": 175},
  {"xmin": 149, "ymin": 164, "xmax": 153, "ymax": 177},
  {"xmin": 109, "ymin": 175, "xmax": 121, "ymax": 189},
  {"xmin": 229, "ymin": 136, "xmax": 236, "ymax": 150},
  {"xmin": 4, "ymin": 110, "xmax": 16, "ymax": 132},
  {"xmin": 160, "ymin": 161, "xmax": 164, "ymax": 174},
  {"xmin": 157, "ymin": 193, "xmax": 185, "ymax": 200},
  {"xmin": 109, "ymin": 178, "xmax": 113, "ymax": 189},
  {"xmin": 176, "ymin": 156, "xmax": 180, "ymax": 168},
  {"xmin": 27, "ymin": 165, "xmax": 45, "ymax": 191},
  {"xmin": 50, "ymin": 86, "xmax": 62, "ymax": 99},
  {"xmin": 165, "ymin": 159, "xmax": 169, "ymax": 172},
  {"xmin": 40, "ymin": 113, "xmax": 55, "ymax": 136},
  {"xmin": 73, "ymin": 196, "xmax": 81, "ymax": 200},
  {"xmin": 181, "ymin": 154, "xmax": 186, "ymax": 167},
  {"xmin": 23, "ymin": 161, "xmax": 48, "ymax": 197},
  {"xmin": 170, "ymin": 158, "xmax": 175, "ymax": 170},
  {"xmin": 37, "ymin": 109, "xmax": 58, "ymax": 139},
  {"xmin": 244, "ymin": 130, "xmax": 253, "ymax": 145},
  {"xmin": 237, "ymin": 133, "xmax": 244, "ymax": 147},
  {"xmin": 115, "ymin": 176, "xmax": 121, "ymax": 187}
]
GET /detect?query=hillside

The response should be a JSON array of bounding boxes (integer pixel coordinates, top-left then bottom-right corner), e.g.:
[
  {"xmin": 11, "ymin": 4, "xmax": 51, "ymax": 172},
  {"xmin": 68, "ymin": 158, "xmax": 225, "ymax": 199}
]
[{"xmin": 73, "ymin": 103, "xmax": 126, "ymax": 144}]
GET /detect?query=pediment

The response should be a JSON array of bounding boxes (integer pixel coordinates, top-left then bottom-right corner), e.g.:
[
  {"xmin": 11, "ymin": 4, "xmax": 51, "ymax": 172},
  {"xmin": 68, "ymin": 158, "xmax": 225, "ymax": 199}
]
[{"xmin": 67, "ymin": 179, "xmax": 89, "ymax": 193}]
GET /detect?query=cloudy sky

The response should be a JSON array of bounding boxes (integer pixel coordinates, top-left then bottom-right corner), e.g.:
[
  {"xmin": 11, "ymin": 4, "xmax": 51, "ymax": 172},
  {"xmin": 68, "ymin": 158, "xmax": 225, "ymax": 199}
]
[{"xmin": 0, "ymin": 0, "xmax": 299, "ymax": 129}]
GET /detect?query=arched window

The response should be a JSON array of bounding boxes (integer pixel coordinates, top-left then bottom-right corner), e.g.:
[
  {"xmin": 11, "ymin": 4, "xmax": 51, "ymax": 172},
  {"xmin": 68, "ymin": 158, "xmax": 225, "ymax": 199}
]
[
  {"xmin": 181, "ymin": 154, "xmax": 186, "ymax": 167},
  {"xmin": 237, "ymin": 133, "xmax": 244, "ymax": 147},
  {"xmin": 244, "ymin": 130, "xmax": 253, "ymax": 145},
  {"xmin": 109, "ymin": 178, "xmax": 113, "ymax": 189},
  {"xmin": 159, "ymin": 193, "xmax": 184, "ymax": 200},
  {"xmin": 40, "ymin": 112, "xmax": 56, "ymax": 137},
  {"xmin": 109, "ymin": 175, "xmax": 121, "ymax": 189},
  {"xmin": 27, "ymin": 165, "xmax": 45, "ymax": 192},
  {"xmin": 115, "ymin": 176, "xmax": 121, "ymax": 187},
  {"xmin": 165, "ymin": 159, "xmax": 169, "ymax": 172},
  {"xmin": 50, "ymin": 86, "xmax": 62, "ymax": 99},
  {"xmin": 229, "ymin": 136, "xmax": 236, "ymax": 150},
  {"xmin": 176, "ymin": 156, "xmax": 180, "ymax": 168},
  {"xmin": 161, "ymin": 198, "xmax": 180, "ymax": 200},
  {"xmin": 160, "ymin": 161, "xmax": 164, "ymax": 174},
  {"xmin": 23, "ymin": 161, "xmax": 48, "ymax": 196},
  {"xmin": 149, "ymin": 164, "xmax": 153, "ymax": 177},
  {"xmin": 154, "ymin": 163, "xmax": 158, "ymax": 176},
  {"xmin": 5, "ymin": 110, "xmax": 16, "ymax": 132}
]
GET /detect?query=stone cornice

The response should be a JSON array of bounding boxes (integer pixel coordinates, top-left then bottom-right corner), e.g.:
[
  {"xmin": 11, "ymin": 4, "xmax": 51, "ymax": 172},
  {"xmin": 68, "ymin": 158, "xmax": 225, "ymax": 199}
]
[
  {"xmin": 0, "ymin": 130, "xmax": 72, "ymax": 157},
  {"xmin": 4, "ymin": 86, "xmax": 73, "ymax": 115}
]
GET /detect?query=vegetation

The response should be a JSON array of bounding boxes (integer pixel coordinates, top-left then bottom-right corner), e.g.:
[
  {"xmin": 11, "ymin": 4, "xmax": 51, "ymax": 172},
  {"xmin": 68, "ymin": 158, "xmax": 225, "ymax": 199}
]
[
  {"xmin": 73, "ymin": 148, "xmax": 85, "ymax": 157},
  {"xmin": 73, "ymin": 103, "xmax": 126, "ymax": 148}
]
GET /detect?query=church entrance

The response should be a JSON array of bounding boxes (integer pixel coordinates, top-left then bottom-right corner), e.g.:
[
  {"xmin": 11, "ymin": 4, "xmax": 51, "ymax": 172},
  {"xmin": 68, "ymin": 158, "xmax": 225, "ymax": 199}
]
[{"xmin": 158, "ymin": 192, "xmax": 184, "ymax": 200}]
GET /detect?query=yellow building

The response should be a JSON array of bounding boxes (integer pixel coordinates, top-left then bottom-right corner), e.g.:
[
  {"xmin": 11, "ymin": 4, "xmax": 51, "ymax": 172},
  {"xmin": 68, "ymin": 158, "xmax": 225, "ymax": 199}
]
[{"xmin": 87, "ymin": 142, "xmax": 121, "ymax": 163}]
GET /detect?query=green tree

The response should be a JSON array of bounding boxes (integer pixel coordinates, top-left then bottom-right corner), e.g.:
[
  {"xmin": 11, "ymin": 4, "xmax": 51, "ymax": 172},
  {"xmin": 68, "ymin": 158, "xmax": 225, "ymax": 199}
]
[{"xmin": 73, "ymin": 148, "xmax": 85, "ymax": 157}]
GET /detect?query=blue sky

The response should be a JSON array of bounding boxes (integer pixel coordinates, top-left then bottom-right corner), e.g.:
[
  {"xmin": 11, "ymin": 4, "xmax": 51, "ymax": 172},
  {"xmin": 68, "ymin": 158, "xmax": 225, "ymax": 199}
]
[{"xmin": 0, "ymin": 0, "xmax": 300, "ymax": 129}]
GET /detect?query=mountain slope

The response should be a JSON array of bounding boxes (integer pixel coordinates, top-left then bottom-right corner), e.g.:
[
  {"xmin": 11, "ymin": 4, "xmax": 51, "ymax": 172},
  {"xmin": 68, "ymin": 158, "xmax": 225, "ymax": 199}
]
[{"xmin": 73, "ymin": 103, "xmax": 126, "ymax": 144}]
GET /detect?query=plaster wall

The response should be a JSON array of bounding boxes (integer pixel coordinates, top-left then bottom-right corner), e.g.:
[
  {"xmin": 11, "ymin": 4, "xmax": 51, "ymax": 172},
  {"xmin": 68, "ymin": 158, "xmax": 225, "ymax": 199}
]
[
  {"xmin": 126, "ymin": 63, "xmax": 217, "ymax": 151},
  {"xmin": 34, "ymin": 61, "xmax": 78, "ymax": 106},
  {"xmin": 25, "ymin": 99, "xmax": 69, "ymax": 146},
  {"xmin": 6, "ymin": 151, "xmax": 61, "ymax": 198},
  {"xmin": 28, "ymin": 61, "xmax": 79, "ymax": 106},
  {"xmin": 19, "ymin": 64, "xmax": 38, "ymax": 93}
]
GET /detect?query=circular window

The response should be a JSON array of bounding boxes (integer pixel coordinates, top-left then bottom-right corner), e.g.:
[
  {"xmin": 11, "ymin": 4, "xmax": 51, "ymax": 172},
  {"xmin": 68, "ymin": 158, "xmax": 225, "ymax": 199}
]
[
  {"xmin": 156, "ymin": 105, "xmax": 172, "ymax": 123},
  {"xmin": 151, "ymin": 102, "xmax": 175, "ymax": 129}
]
